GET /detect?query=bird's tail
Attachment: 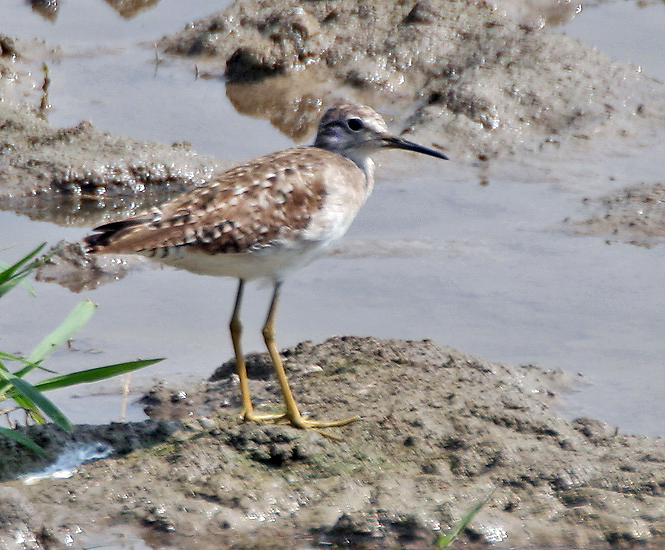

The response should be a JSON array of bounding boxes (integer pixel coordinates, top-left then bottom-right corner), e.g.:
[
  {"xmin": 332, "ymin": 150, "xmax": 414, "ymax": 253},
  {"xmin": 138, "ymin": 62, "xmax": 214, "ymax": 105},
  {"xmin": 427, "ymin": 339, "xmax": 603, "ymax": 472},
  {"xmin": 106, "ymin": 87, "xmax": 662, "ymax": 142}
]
[{"xmin": 84, "ymin": 219, "xmax": 146, "ymax": 252}]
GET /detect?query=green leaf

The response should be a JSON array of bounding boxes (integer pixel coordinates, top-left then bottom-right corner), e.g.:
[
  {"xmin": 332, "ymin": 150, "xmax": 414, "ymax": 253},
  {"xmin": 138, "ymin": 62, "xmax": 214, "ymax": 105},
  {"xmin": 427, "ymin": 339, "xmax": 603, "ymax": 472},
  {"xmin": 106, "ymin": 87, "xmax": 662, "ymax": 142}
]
[
  {"xmin": 0, "ymin": 351, "xmax": 31, "ymax": 363},
  {"xmin": 10, "ymin": 392, "xmax": 46, "ymax": 424},
  {"xmin": 0, "ymin": 359, "xmax": 12, "ymax": 399},
  {"xmin": 0, "ymin": 426, "xmax": 47, "ymax": 455},
  {"xmin": 32, "ymin": 358, "xmax": 164, "ymax": 393},
  {"xmin": 0, "ymin": 371, "xmax": 71, "ymax": 432},
  {"xmin": 27, "ymin": 299, "xmax": 97, "ymax": 365},
  {"xmin": 0, "ymin": 262, "xmax": 36, "ymax": 296},
  {"xmin": 435, "ymin": 488, "xmax": 495, "ymax": 548},
  {"xmin": 6, "ymin": 396, "xmax": 45, "ymax": 426},
  {"xmin": 0, "ymin": 243, "xmax": 45, "ymax": 284},
  {"xmin": 0, "ymin": 352, "xmax": 57, "ymax": 375},
  {"xmin": 0, "ymin": 243, "xmax": 48, "ymax": 298}
]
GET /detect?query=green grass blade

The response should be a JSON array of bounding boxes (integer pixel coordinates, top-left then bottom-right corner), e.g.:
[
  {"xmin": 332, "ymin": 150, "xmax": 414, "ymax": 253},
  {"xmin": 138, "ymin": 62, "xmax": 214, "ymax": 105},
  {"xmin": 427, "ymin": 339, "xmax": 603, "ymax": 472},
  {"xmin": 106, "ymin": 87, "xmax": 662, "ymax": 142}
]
[
  {"xmin": 0, "ymin": 359, "xmax": 11, "ymax": 398},
  {"xmin": 11, "ymin": 393, "xmax": 46, "ymax": 424},
  {"xmin": 0, "ymin": 261, "xmax": 39, "ymax": 296},
  {"xmin": 0, "ymin": 268, "xmax": 30, "ymax": 298},
  {"xmin": 0, "ymin": 351, "xmax": 31, "ymax": 362},
  {"xmin": 1, "ymin": 360, "xmax": 46, "ymax": 423},
  {"xmin": 0, "ymin": 372, "xmax": 72, "ymax": 432},
  {"xmin": 435, "ymin": 488, "xmax": 495, "ymax": 548},
  {"xmin": 0, "ymin": 351, "xmax": 57, "ymax": 374},
  {"xmin": 0, "ymin": 243, "xmax": 45, "ymax": 284},
  {"xmin": 32, "ymin": 358, "xmax": 164, "ymax": 392},
  {"xmin": 0, "ymin": 243, "xmax": 47, "ymax": 297},
  {"xmin": 27, "ymin": 299, "xmax": 97, "ymax": 364},
  {"xmin": 0, "ymin": 261, "xmax": 37, "ymax": 296},
  {"xmin": 0, "ymin": 357, "xmax": 57, "ymax": 399},
  {"xmin": 0, "ymin": 353, "xmax": 59, "ymax": 401},
  {"xmin": 0, "ymin": 426, "xmax": 46, "ymax": 455}
]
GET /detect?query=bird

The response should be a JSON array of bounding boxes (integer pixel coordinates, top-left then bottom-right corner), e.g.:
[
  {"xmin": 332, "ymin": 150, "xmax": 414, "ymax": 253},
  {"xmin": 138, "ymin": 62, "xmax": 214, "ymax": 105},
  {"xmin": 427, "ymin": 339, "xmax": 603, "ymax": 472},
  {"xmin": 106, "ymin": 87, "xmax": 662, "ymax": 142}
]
[{"xmin": 84, "ymin": 103, "xmax": 448, "ymax": 437}]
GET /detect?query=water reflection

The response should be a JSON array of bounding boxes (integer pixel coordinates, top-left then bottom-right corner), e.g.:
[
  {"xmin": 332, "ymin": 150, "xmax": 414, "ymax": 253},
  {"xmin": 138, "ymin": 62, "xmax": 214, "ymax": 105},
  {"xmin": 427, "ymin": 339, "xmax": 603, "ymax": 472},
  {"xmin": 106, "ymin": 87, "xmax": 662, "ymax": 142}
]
[
  {"xmin": 29, "ymin": 0, "xmax": 58, "ymax": 21},
  {"xmin": 28, "ymin": 0, "xmax": 163, "ymax": 21}
]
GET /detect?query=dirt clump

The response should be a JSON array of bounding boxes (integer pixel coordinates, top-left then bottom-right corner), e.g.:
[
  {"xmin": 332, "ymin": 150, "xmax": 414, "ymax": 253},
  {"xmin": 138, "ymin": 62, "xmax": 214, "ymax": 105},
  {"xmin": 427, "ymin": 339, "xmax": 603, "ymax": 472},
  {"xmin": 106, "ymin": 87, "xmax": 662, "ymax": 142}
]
[
  {"xmin": 0, "ymin": 101, "xmax": 222, "ymax": 201},
  {"xmin": 33, "ymin": 239, "xmax": 146, "ymax": 293},
  {"xmin": 0, "ymin": 37, "xmax": 234, "ymax": 224},
  {"xmin": 0, "ymin": 96, "xmax": 236, "ymax": 229},
  {"xmin": 565, "ymin": 182, "xmax": 665, "ymax": 247},
  {"xmin": 161, "ymin": 0, "xmax": 661, "ymax": 158},
  {"xmin": 4, "ymin": 337, "xmax": 665, "ymax": 549}
]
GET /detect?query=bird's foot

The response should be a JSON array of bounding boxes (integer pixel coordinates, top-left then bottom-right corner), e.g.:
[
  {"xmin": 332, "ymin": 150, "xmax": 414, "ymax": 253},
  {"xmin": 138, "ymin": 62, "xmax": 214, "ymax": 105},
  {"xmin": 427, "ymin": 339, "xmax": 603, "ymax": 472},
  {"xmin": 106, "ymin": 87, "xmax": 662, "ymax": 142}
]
[
  {"xmin": 241, "ymin": 406, "xmax": 359, "ymax": 440},
  {"xmin": 240, "ymin": 408, "xmax": 286, "ymax": 423},
  {"xmin": 283, "ymin": 411, "xmax": 360, "ymax": 440},
  {"xmin": 288, "ymin": 414, "xmax": 360, "ymax": 429}
]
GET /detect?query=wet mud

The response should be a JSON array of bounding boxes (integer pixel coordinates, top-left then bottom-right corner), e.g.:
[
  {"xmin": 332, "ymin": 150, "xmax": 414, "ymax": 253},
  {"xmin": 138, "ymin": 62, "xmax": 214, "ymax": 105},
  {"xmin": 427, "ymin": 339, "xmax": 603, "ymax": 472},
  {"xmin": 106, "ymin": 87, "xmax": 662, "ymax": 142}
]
[
  {"xmin": 4, "ymin": 337, "xmax": 665, "ymax": 549},
  {"xmin": 2, "ymin": 1, "xmax": 665, "ymax": 549},
  {"xmin": 0, "ymin": 100, "xmax": 227, "ymax": 225},
  {"xmin": 0, "ymin": 37, "xmax": 230, "ymax": 225},
  {"xmin": 160, "ymin": 0, "xmax": 663, "ymax": 159},
  {"xmin": 565, "ymin": 182, "xmax": 665, "ymax": 247}
]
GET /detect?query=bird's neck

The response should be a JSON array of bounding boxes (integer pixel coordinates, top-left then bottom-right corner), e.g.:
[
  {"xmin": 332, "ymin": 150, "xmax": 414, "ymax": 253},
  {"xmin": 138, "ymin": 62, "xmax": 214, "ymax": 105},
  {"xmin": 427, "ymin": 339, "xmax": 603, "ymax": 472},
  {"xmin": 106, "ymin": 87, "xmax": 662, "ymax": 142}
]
[
  {"xmin": 314, "ymin": 140, "xmax": 375, "ymax": 193},
  {"xmin": 349, "ymin": 154, "xmax": 375, "ymax": 191},
  {"xmin": 333, "ymin": 148, "xmax": 375, "ymax": 194}
]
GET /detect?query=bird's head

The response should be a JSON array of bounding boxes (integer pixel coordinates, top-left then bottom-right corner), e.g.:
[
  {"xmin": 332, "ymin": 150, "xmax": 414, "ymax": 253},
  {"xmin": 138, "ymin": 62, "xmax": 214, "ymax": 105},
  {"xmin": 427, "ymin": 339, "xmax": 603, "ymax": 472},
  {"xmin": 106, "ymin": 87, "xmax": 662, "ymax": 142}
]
[{"xmin": 313, "ymin": 103, "xmax": 448, "ymax": 164}]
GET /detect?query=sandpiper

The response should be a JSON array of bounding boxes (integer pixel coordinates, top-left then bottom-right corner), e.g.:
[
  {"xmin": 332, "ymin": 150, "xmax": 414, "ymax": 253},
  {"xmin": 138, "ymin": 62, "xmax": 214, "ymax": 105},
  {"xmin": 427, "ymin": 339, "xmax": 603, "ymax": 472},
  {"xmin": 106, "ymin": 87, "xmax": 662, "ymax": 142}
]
[{"xmin": 85, "ymin": 103, "xmax": 447, "ymax": 437}]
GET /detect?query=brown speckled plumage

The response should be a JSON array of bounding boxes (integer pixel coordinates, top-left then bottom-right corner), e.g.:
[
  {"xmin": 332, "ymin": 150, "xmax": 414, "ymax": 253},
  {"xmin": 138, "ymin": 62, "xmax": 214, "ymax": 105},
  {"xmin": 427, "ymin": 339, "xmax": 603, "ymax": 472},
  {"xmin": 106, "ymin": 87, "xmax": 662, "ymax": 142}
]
[
  {"xmin": 84, "ymin": 103, "xmax": 447, "ymax": 435},
  {"xmin": 85, "ymin": 146, "xmax": 370, "ymax": 279},
  {"xmin": 90, "ymin": 149, "xmax": 330, "ymax": 251}
]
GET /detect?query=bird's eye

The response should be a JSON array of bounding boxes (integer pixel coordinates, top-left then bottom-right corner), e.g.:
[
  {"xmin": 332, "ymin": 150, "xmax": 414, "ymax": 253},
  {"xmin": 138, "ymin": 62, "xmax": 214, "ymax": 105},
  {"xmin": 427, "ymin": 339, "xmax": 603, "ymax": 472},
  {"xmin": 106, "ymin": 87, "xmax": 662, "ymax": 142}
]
[{"xmin": 346, "ymin": 118, "xmax": 363, "ymax": 131}]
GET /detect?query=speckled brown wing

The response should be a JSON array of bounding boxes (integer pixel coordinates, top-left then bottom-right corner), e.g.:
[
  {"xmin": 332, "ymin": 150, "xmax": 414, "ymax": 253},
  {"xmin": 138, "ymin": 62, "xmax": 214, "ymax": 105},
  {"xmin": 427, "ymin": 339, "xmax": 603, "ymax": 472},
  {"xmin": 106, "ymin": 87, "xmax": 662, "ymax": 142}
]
[{"xmin": 85, "ymin": 147, "xmax": 353, "ymax": 256}]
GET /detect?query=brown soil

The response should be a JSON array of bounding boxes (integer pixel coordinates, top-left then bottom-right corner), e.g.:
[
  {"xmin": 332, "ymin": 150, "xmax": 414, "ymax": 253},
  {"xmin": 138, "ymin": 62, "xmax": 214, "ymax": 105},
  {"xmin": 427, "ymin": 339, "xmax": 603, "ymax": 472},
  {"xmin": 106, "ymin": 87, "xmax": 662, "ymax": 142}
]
[
  {"xmin": 3, "ymin": 337, "xmax": 665, "ymax": 549},
  {"xmin": 160, "ymin": 0, "xmax": 663, "ymax": 159},
  {"xmin": 565, "ymin": 182, "xmax": 665, "ymax": 247},
  {"xmin": 3, "ymin": 3, "xmax": 665, "ymax": 548},
  {"xmin": 0, "ymin": 100, "xmax": 227, "ymax": 223},
  {"xmin": 0, "ymin": 38, "xmax": 230, "ymax": 224}
]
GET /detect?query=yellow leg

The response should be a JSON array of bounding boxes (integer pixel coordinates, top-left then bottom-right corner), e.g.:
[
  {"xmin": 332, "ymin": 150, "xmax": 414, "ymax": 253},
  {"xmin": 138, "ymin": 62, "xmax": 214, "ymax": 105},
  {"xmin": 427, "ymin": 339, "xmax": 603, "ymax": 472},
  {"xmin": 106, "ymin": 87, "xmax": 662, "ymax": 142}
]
[
  {"xmin": 262, "ymin": 281, "xmax": 359, "ymax": 437},
  {"xmin": 230, "ymin": 279, "xmax": 283, "ymax": 423}
]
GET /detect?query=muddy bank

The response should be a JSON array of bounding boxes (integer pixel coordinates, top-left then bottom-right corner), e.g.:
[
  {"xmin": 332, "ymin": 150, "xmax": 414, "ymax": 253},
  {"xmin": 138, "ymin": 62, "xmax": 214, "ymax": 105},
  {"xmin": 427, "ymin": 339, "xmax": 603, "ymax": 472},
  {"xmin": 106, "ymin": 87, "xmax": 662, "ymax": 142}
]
[
  {"xmin": 564, "ymin": 182, "xmax": 665, "ymax": 247},
  {"xmin": 0, "ymin": 37, "xmax": 230, "ymax": 224},
  {"xmin": 0, "ymin": 101, "xmax": 227, "ymax": 224},
  {"xmin": 3, "ymin": 336, "xmax": 665, "ymax": 549},
  {"xmin": 3, "ymin": 10, "xmax": 664, "ymax": 244},
  {"xmin": 161, "ymin": 0, "xmax": 663, "ymax": 158}
]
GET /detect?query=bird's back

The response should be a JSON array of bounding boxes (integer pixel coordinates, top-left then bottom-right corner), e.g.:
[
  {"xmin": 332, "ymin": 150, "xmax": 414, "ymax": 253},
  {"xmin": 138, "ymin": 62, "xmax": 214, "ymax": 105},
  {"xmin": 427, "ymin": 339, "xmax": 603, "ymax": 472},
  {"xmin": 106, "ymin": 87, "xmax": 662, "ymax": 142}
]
[{"xmin": 85, "ymin": 146, "xmax": 371, "ymax": 279}]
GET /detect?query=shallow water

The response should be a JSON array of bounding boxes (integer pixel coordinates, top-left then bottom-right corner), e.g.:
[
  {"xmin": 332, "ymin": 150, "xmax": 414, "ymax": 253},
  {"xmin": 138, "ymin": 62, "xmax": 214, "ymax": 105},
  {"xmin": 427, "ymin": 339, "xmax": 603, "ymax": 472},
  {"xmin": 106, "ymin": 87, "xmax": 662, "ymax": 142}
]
[
  {"xmin": 1, "ymin": 0, "xmax": 665, "ymax": 451},
  {"xmin": 564, "ymin": 0, "xmax": 665, "ymax": 82}
]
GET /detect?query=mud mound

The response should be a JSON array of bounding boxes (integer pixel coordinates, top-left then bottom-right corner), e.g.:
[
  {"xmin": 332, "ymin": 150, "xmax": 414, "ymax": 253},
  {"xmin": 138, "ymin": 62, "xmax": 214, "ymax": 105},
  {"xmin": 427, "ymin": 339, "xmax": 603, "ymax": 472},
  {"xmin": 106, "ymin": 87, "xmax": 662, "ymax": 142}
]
[
  {"xmin": 4, "ymin": 337, "xmax": 665, "ymax": 548},
  {"xmin": 0, "ymin": 38, "xmax": 230, "ymax": 220},
  {"xmin": 565, "ymin": 182, "xmax": 665, "ymax": 247},
  {"xmin": 161, "ymin": 0, "xmax": 661, "ymax": 157},
  {"xmin": 0, "ymin": 102, "xmax": 221, "ymax": 200},
  {"xmin": 0, "ymin": 97, "xmax": 235, "ymax": 226}
]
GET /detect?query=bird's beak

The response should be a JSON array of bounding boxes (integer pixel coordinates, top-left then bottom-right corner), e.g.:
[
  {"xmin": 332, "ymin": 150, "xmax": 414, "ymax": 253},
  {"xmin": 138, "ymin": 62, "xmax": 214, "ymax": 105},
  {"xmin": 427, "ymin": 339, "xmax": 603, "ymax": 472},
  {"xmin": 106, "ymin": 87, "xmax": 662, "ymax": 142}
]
[{"xmin": 382, "ymin": 135, "xmax": 448, "ymax": 160}]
